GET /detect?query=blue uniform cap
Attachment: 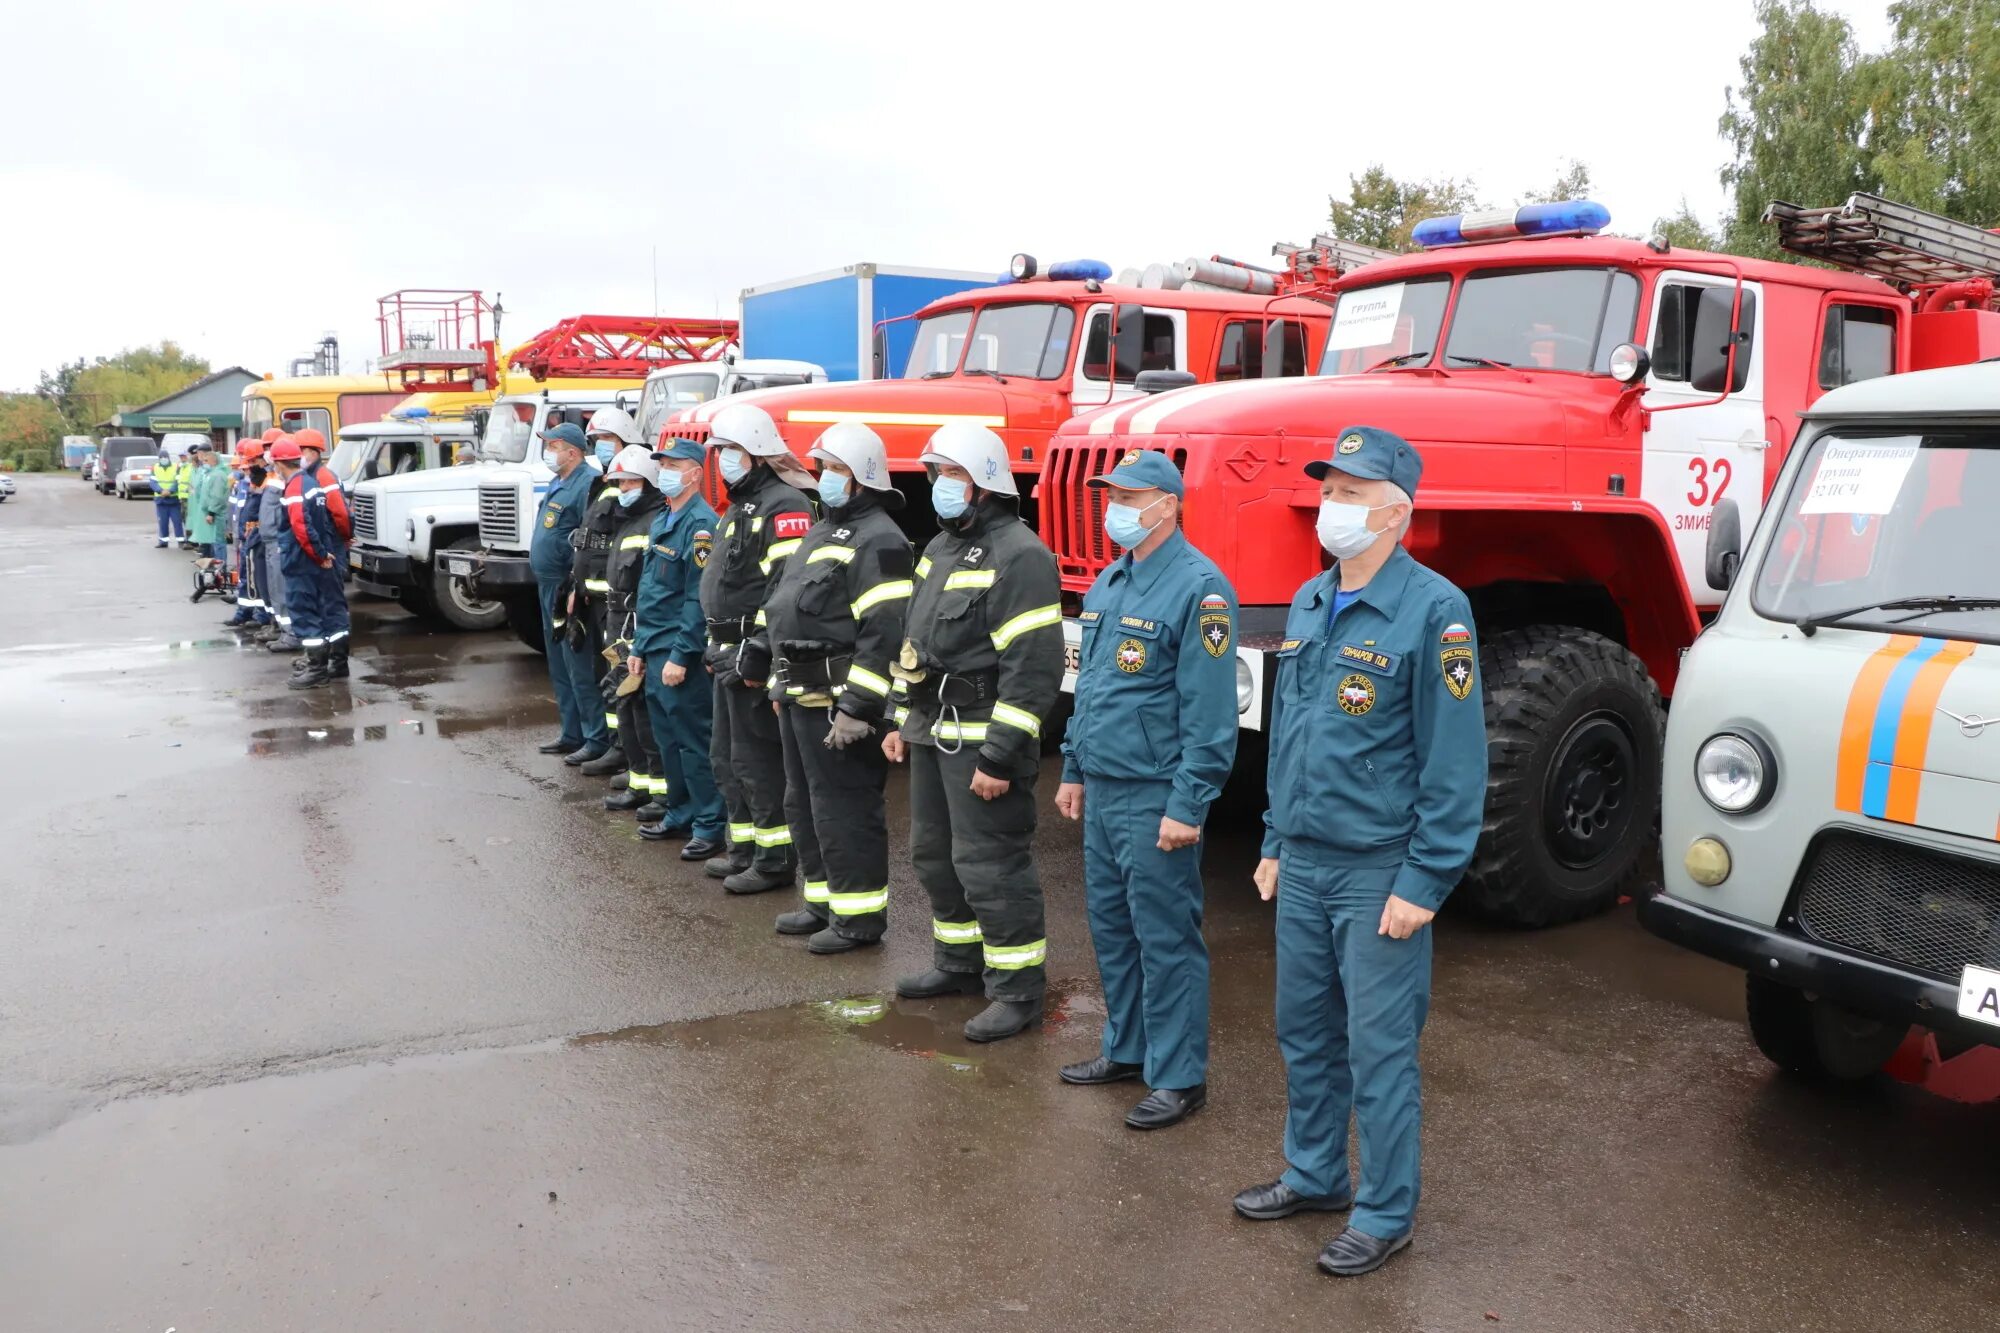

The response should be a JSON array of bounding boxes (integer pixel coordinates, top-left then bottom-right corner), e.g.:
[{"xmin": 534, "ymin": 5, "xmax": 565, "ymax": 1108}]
[
  {"xmin": 1085, "ymin": 446, "xmax": 1184, "ymax": 499},
  {"xmin": 539, "ymin": 422, "xmax": 587, "ymax": 450},
  {"xmin": 1304, "ymin": 425, "xmax": 1423, "ymax": 499},
  {"xmin": 651, "ymin": 436, "xmax": 707, "ymax": 463}
]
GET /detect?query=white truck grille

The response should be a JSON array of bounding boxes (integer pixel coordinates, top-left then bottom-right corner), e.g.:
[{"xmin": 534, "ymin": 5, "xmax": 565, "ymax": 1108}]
[
  {"xmin": 478, "ymin": 483, "xmax": 519, "ymax": 548},
  {"xmin": 350, "ymin": 492, "xmax": 378, "ymax": 543}
]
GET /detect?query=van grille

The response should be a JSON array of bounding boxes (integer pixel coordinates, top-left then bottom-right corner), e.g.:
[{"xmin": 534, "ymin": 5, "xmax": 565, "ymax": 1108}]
[
  {"xmin": 350, "ymin": 492, "xmax": 378, "ymax": 543},
  {"xmin": 1794, "ymin": 830, "xmax": 2000, "ymax": 978},
  {"xmin": 1041, "ymin": 440, "xmax": 1189, "ymax": 586},
  {"xmin": 479, "ymin": 484, "xmax": 519, "ymax": 548}
]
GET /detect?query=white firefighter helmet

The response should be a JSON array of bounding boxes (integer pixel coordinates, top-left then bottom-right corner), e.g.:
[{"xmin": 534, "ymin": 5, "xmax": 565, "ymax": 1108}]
[
  {"xmin": 585, "ymin": 406, "xmax": 643, "ymax": 446},
  {"xmin": 707, "ymin": 402, "xmax": 786, "ymax": 457},
  {"xmin": 919, "ymin": 422, "xmax": 1015, "ymax": 496},
  {"xmin": 606, "ymin": 444, "xmax": 659, "ymax": 486},
  {"xmin": 808, "ymin": 422, "xmax": 892, "ymax": 493}
]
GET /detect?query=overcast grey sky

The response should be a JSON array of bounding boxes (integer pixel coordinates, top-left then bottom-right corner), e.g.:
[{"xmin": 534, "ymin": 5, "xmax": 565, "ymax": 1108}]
[{"xmin": 1, "ymin": 0, "xmax": 1893, "ymax": 391}]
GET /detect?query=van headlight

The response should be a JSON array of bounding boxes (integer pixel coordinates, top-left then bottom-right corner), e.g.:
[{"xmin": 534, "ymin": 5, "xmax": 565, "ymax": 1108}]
[
  {"xmin": 1235, "ymin": 658, "xmax": 1253, "ymax": 714},
  {"xmin": 1695, "ymin": 732, "xmax": 1775, "ymax": 813}
]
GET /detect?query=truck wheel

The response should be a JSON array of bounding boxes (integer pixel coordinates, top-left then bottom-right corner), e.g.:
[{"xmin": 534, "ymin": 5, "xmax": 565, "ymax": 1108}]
[
  {"xmin": 506, "ymin": 596, "xmax": 547, "ymax": 656},
  {"xmin": 1458, "ymin": 626, "xmax": 1664, "ymax": 927},
  {"xmin": 1745, "ymin": 976, "xmax": 1907, "ymax": 1081},
  {"xmin": 422, "ymin": 539, "xmax": 507, "ymax": 632}
]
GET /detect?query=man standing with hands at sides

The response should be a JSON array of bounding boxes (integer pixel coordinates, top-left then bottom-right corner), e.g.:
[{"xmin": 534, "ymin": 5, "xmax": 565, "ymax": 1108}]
[
  {"xmin": 1232, "ymin": 426, "xmax": 1487, "ymax": 1278},
  {"xmin": 630, "ymin": 436, "xmax": 727, "ymax": 862},
  {"xmin": 1054, "ymin": 447, "xmax": 1237, "ymax": 1130},
  {"xmin": 885, "ymin": 423, "xmax": 1063, "ymax": 1043},
  {"xmin": 531, "ymin": 423, "xmax": 610, "ymax": 763}
]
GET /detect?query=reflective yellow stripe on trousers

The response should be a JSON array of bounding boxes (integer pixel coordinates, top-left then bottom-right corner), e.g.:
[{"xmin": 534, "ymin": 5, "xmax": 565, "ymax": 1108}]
[
  {"xmin": 933, "ymin": 919, "xmax": 983, "ymax": 944},
  {"xmin": 828, "ymin": 888, "xmax": 889, "ymax": 916},
  {"xmin": 984, "ymin": 939, "xmax": 1046, "ymax": 970}
]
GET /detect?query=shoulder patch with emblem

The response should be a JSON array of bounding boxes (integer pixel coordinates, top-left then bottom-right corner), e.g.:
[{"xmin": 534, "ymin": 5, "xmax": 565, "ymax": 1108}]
[
  {"xmin": 1440, "ymin": 622, "xmax": 1472, "ymax": 644},
  {"xmin": 1116, "ymin": 638, "xmax": 1147, "ymax": 673},
  {"xmin": 1198, "ymin": 593, "xmax": 1231, "ymax": 659},
  {"xmin": 1440, "ymin": 646, "xmax": 1476, "ymax": 700},
  {"xmin": 1337, "ymin": 673, "xmax": 1377, "ymax": 715},
  {"xmin": 692, "ymin": 530, "xmax": 713, "ymax": 568}
]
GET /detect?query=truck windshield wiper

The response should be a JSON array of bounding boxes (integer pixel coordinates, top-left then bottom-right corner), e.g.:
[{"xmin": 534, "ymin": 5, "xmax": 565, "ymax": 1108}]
[
  {"xmin": 1446, "ymin": 353, "xmax": 1514, "ymax": 369},
  {"xmin": 1794, "ymin": 595, "xmax": 2000, "ymax": 636},
  {"xmin": 962, "ymin": 367, "xmax": 1010, "ymax": 384},
  {"xmin": 1367, "ymin": 350, "xmax": 1432, "ymax": 372},
  {"xmin": 920, "ymin": 370, "xmax": 954, "ymax": 379}
]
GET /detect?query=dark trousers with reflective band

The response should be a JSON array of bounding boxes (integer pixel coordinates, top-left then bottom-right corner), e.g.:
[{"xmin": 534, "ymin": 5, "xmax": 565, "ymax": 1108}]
[
  {"xmin": 615, "ymin": 676, "xmax": 661, "ymax": 797},
  {"xmin": 779, "ymin": 703, "xmax": 889, "ymax": 940},
  {"xmin": 1274, "ymin": 850, "xmax": 1431, "ymax": 1242},
  {"xmin": 645, "ymin": 668, "xmax": 724, "ymax": 840},
  {"xmin": 908, "ymin": 741, "xmax": 1046, "ymax": 1002},
  {"xmin": 1082, "ymin": 775, "xmax": 1209, "ymax": 1090},
  {"xmin": 560, "ymin": 596, "xmax": 609, "ymax": 749},
  {"xmin": 281, "ymin": 556, "xmax": 348, "ymax": 646},
  {"xmin": 713, "ymin": 679, "xmax": 794, "ymax": 877},
  {"xmin": 539, "ymin": 579, "xmax": 593, "ymax": 748},
  {"xmin": 580, "ymin": 599, "xmax": 618, "ymax": 743}
]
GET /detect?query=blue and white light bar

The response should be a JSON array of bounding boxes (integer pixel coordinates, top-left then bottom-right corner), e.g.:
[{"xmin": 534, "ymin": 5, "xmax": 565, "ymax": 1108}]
[
  {"xmin": 1412, "ymin": 200, "xmax": 1612, "ymax": 249},
  {"xmin": 1002, "ymin": 254, "xmax": 1113, "ymax": 284}
]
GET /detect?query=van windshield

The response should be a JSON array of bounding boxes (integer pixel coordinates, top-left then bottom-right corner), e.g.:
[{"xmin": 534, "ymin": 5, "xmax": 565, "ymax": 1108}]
[
  {"xmin": 328, "ymin": 437, "xmax": 370, "ymax": 484},
  {"xmin": 1753, "ymin": 429, "xmax": 2000, "ymax": 642},
  {"xmin": 480, "ymin": 401, "xmax": 538, "ymax": 463},
  {"xmin": 638, "ymin": 373, "xmax": 722, "ymax": 439}
]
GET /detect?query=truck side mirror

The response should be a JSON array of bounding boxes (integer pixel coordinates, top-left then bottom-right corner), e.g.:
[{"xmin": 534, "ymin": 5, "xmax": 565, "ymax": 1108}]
[
  {"xmin": 1113, "ymin": 303, "xmax": 1145, "ymax": 382},
  {"xmin": 1690, "ymin": 287, "xmax": 1755, "ymax": 394},
  {"xmin": 871, "ymin": 326, "xmax": 887, "ymax": 380},
  {"xmin": 1134, "ymin": 370, "xmax": 1197, "ymax": 395},
  {"xmin": 1261, "ymin": 319, "xmax": 1290, "ymax": 378},
  {"xmin": 1706, "ymin": 497, "xmax": 1743, "ymax": 591}
]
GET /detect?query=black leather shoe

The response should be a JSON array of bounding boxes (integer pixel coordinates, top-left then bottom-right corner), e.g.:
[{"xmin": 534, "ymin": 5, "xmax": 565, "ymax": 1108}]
[
  {"xmin": 1126, "ymin": 1084, "xmax": 1206, "ymax": 1130},
  {"xmin": 639, "ymin": 822, "xmax": 692, "ymax": 843},
  {"xmin": 539, "ymin": 738, "xmax": 581, "ymax": 755},
  {"xmin": 965, "ymin": 997, "xmax": 1043, "ymax": 1043},
  {"xmin": 1232, "ymin": 1179, "xmax": 1353, "ymax": 1222},
  {"xmin": 680, "ymin": 837, "xmax": 723, "ymax": 862},
  {"xmin": 703, "ymin": 854, "xmax": 743, "ymax": 879},
  {"xmin": 563, "ymin": 745, "xmax": 606, "ymax": 768},
  {"xmin": 808, "ymin": 926, "xmax": 878, "ymax": 955},
  {"xmin": 634, "ymin": 801, "xmax": 666, "ymax": 821},
  {"xmin": 895, "ymin": 968, "xmax": 984, "ymax": 999},
  {"xmin": 722, "ymin": 867, "xmax": 793, "ymax": 895},
  {"xmin": 579, "ymin": 748, "xmax": 625, "ymax": 777},
  {"xmin": 1059, "ymin": 1056, "xmax": 1143, "ymax": 1086},
  {"xmin": 602, "ymin": 790, "xmax": 645, "ymax": 812},
  {"xmin": 1317, "ymin": 1227, "xmax": 1411, "ymax": 1277},
  {"xmin": 774, "ymin": 909, "xmax": 824, "ymax": 936}
]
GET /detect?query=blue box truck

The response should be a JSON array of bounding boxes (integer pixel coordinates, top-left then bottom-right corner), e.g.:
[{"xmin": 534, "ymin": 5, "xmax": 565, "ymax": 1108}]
[{"xmin": 740, "ymin": 263, "xmax": 995, "ymax": 382}]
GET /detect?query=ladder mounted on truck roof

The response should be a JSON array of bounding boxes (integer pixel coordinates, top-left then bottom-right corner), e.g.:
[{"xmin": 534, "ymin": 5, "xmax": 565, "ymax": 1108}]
[
  {"xmin": 506, "ymin": 315, "xmax": 740, "ymax": 381},
  {"xmin": 1765, "ymin": 194, "xmax": 2000, "ymax": 290},
  {"xmin": 374, "ymin": 289, "xmax": 501, "ymax": 392}
]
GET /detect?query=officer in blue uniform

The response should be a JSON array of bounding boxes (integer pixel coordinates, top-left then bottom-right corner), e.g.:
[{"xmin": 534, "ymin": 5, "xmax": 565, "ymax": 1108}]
[
  {"xmin": 630, "ymin": 436, "xmax": 727, "ymax": 861},
  {"xmin": 1232, "ymin": 425, "xmax": 1487, "ymax": 1278},
  {"xmin": 531, "ymin": 423, "xmax": 610, "ymax": 761},
  {"xmin": 1055, "ymin": 448, "xmax": 1237, "ymax": 1130}
]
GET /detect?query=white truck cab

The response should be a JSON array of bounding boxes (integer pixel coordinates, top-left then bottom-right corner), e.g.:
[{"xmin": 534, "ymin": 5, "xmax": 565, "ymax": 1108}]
[
  {"xmin": 348, "ymin": 387, "xmax": 632, "ymax": 634},
  {"xmin": 326, "ymin": 414, "xmax": 473, "ymax": 492},
  {"xmin": 1643, "ymin": 361, "xmax": 2000, "ymax": 1092},
  {"xmin": 460, "ymin": 359, "xmax": 826, "ymax": 653}
]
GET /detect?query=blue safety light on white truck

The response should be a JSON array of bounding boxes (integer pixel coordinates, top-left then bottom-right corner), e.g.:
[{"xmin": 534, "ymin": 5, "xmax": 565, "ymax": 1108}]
[{"xmin": 1412, "ymin": 200, "xmax": 1612, "ymax": 248}]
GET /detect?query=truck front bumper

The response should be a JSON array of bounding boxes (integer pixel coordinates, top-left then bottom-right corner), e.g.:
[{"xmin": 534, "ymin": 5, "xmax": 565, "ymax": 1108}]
[
  {"xmin": 450, "ymin": 549, "xmax": 536, "ymax": 596},
  {"xmin": 347, "ymin": 544, "xmax": 415, "ymax": 596},
  {"xmin": 1638, "ymin": 888, "xmax": 2000, "ymax": 1049}
]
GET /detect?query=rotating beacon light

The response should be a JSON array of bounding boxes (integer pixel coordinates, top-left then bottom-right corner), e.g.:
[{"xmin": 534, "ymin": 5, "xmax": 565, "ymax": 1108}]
[
  {"xmin": 1002, "ymin": 255, "xmax": 1113, "ymax": 284},
  {"xmin": 1412, "ymin": 200, "xmax": 1612, "ymax": 249}
]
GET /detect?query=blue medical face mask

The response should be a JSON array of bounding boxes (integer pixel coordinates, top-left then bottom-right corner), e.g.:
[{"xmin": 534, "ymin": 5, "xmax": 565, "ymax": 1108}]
[
  {"xmin": 595, "ymin": 441, "xmax": 616, "ymax": 466},
  {"xmin": 1103, "ymin": 495, "xmax": 1166, "ymax": 549},
  {"xmin": 932, "ymin": 476, "xmax": 970, "ymax": 520},
  {"xmin": 616, "ymin": 487, "xmax": 643, "ymax": 509},
  {"xmin": 657, "ymin": 466, "xmax": 687, "ymax": 498},
  {"xmin": 818, "ymin": 471, "xmax": 851, "ymax": 509},
  {"xmin": 717, "ymin": 449, "xmax": 750, "ymax": 485}
]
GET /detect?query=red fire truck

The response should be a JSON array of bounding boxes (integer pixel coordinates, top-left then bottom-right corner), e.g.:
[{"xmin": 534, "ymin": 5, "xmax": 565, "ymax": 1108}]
[
  {"xmin": 657, "ymin": 248, "xmax": 1387, "ymax": 525},
  {"xmin": 1042, "ymin": 195, "xmax": 2000, "ymax": 926}
]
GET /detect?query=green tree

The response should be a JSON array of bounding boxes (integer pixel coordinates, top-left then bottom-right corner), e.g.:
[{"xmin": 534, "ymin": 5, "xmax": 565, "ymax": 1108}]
[
  {"xmin": 1520, "ymin": 160, "xmax": 1594, "ymax": 206},
  {"xmin": 1651, "ymin": 199, "xmax": 1725, "ymax": 251},
  {"xmin": 52, "ymin": 342, "xmax": 211, "ymax": 431},
  {"xmin": 1718, "ymin": 0, "xmax": 1876, "ymax": 259},
  {"xmin": 1869, "ymin": 0, "xmax": 2000, "ymax": 223},
  {"xmin": 1328, "ymin": 165, "xmax": 1484, "ymax": 253},
  {"xmin": 34, "ymin": 356, "xmax": 89, "ymax": 433},
  {"xmin": 0, "ymin": 393, "xmax": 66, "ymax": 471}
]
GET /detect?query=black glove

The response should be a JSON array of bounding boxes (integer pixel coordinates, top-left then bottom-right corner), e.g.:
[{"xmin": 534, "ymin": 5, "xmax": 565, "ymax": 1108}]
[{"xmin": 737, "ymin": 640, "xmax": 773, "ymax": 687}]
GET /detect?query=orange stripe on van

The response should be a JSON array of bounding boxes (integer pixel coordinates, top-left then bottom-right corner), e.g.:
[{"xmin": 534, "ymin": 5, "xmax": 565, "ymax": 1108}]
[
  {"xmin": 1884, "ymin": 640, "xmax": 1977, "ymax": 824},
  {"xmin": 1836, "ymin": 635, "xmax": 1921, "ymax": 813}
]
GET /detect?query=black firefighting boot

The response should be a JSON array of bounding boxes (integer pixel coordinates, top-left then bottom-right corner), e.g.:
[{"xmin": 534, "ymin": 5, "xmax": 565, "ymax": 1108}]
[
  {"xmin": 578, "ymin": 746, "xmax": 625, "ymax": 778},
  {"xmin": 288, "ymin": 646, "xmax": 331, "ymax": 691},
  {"xmin": 328, "ymin": 643, "xmax": 350, "ymax": 680},
  {"xmin": 964, "ymin": 997, "xmax": 1044, "ymax": 1044},
  {"xmin": 807, "ymin": 926, "xmax": 877, "ymax": 956},
  {"xmin": 895, "ymin": 969, "xmax": 985, "ymax": 1000},
  {"xmin": 773, "ymin": 909, "xmax": 824, "ymax": 936},
  {"xmin": 266, "ymin": 631, "xmax": 302, "ymax": 653},
  {"xmin": 634, "ymin": 800, "xmax": 667, "ymax": 822},
  {"xmin": 722, "ymin": 866, "xmax": 793, "ymax": 896},
  {"xmin": 602, "ymin": 789, "xmax": 646, "ymax": 812}
]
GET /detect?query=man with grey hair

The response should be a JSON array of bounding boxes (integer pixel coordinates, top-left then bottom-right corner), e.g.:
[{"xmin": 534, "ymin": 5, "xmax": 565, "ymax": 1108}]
[{"xmin": 1232, "ymin": 424, "xmax": 1488, "ymax": 1277}]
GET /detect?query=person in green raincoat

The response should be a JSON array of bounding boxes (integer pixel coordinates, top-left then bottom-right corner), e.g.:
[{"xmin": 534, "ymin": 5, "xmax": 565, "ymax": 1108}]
[{"xmin": 186, "ymin": 443, "xmax": 232, "ymax": 562}]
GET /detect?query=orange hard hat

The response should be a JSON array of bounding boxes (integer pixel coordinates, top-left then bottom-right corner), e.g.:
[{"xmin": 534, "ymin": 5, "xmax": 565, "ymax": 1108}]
[
  {"xmin": 261, "ymin": 428, "xmax": 284, "ymax": 443},
  {"xmin": 293, "ymin": 427, "xmax": 326, "ymax": 452},
  {"xmin": 268, "ymin": 436, "xmax": 303, "ymax": 462},
  {"xmin": 235, "ymin": 442, "xmax": 265, "ymax": 465}
]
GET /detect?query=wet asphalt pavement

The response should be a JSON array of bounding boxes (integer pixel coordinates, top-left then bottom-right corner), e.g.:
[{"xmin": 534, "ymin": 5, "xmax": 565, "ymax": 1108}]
[{"xmin": 3, "ymin": 472, "xmax": 1998, "ymax": 1332}]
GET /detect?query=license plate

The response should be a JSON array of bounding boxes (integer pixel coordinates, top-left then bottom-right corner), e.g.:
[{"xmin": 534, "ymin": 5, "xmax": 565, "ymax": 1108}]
[
  {"xmin": 442, "ymin": 553, "xmax": 474, "ymax": 576},
  {"xmin": 1958, "ymin": 964, "xmax": 2000, "ymax": 1028},
  {"xmin": 346, "ymin": 550, "xmax": 362, "ymax": 569}
]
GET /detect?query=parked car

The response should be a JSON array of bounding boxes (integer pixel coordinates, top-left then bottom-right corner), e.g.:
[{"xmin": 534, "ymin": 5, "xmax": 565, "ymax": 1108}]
[
  {"xmin": 0, "ymin": 474, "xmax": 15, "ymax": 501},
  {"xmin": 115, "ymin": 459, "xmax": 158, "ymax": 500},
  {"xmin": 96, "ymin": 436, "xmax": 153, "ymax": 494}
]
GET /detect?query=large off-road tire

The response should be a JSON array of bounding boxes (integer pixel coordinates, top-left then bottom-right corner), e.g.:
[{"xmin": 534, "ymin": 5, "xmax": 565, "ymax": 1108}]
[
  {"xmin": 419, "ymin": 538, "xmax": 507, "ymax": 632},
  {"xmin": 1459, "ymin": 626, "xmax": 1664, "ymax": 927},
  {"xmin": 1745, "ymin": 976, "xmax": 1907, "ymax": 1081},
  {"xmin": 506, "ymin": 595, "xmax": 547, "ymax": 656}
]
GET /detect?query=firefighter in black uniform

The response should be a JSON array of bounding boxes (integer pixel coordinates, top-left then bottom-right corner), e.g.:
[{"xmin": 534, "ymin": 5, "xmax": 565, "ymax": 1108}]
[
  {"xmin": 698, "ymin": 402, "xmax": 817, "ymax": 893},
  {"xmin": 601, "ymin": 445, "xmax": 669, "ymax": 816},
  {"xmin": 764, "ymin": 423, "xmax": 914, "ymax": 953},
  {"xmin": 885, "ymin": 423, "xmax": 1065, "ymax": 1043},
  {"xmin": 566, "ymin": 409, "xmax": 634, "ymax": 782}
]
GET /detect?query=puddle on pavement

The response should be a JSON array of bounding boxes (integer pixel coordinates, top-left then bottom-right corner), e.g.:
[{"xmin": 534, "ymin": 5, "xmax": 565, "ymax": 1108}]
[
  {"xmin": 244, "ymin": 707, "xmax": 546, "ymax": 755},
  {"xmin": 572, "ymin": 978, "xmax": 1102, "ymax": 1081}
]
